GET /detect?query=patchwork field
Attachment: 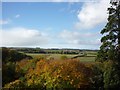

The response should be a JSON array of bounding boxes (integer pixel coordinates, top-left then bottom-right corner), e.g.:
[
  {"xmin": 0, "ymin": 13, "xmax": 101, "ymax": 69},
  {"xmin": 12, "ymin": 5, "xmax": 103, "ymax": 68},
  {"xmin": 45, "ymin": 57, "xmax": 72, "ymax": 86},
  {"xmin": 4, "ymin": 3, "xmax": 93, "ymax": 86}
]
[{"xmin": 26, "ymin": 51, "xmax": 97, "ymax": 62}]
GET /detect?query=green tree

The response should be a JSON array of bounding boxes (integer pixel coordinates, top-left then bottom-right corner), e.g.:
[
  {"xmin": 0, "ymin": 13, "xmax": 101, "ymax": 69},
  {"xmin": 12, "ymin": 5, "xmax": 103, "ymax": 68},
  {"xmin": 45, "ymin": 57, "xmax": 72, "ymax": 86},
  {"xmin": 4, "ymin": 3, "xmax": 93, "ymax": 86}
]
[
  {"xmin": 96, "ymin": 1, "xmax": 120, "ymax": 89},
  {"xmin": 97, "ymin": 0, "xmax": 120, "ymax": 62},
  {"xmin": 103, "ymin": 60, "xmax": 120, "ymax": 89}
]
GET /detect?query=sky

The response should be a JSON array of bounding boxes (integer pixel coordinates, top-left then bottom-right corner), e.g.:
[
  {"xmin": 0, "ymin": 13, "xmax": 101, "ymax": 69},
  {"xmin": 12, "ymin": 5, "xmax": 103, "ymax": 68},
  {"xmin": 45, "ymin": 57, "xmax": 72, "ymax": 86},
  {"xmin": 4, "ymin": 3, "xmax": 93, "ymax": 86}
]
[{"xmin": 0, "ymin": 0, "xmax": 110, "ymax": 49}]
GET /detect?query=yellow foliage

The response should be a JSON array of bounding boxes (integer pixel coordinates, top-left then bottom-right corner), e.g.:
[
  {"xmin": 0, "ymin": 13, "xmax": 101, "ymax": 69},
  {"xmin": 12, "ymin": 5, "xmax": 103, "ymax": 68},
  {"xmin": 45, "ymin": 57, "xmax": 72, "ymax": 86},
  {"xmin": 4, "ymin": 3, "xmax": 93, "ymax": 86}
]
[
  {"xmin": 25, "ymin": 59, "xmax": 93, "ymax": 88},
  {"xmin": 4, "ymin": 80, "xmax": 23, "ymax": 88}
]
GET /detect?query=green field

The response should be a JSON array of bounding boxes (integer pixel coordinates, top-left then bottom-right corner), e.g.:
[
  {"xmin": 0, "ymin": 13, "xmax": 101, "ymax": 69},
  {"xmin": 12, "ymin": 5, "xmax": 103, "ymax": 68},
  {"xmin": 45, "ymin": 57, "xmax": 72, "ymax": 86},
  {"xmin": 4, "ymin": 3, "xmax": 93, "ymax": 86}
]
[{"xmin": 26, "ymin": 51, "xmax": 97, "ymax": 62}]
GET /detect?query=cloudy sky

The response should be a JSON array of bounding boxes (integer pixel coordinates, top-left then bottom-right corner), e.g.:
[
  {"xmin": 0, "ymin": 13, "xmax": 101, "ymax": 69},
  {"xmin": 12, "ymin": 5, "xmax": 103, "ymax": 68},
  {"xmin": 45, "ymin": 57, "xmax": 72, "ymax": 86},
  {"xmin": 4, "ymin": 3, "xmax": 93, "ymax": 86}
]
[{"xmin": 0, "ymin": 0, "xmax": 110, "ymax": 49}]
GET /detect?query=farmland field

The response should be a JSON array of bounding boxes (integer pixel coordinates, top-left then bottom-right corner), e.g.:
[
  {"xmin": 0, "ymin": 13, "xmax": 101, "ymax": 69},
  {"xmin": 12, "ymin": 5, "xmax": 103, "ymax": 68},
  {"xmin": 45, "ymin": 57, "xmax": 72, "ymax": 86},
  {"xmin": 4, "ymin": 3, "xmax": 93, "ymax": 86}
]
[{"xmin": 26, "ymin": 51, "xmax": 97, "ymax": 62}]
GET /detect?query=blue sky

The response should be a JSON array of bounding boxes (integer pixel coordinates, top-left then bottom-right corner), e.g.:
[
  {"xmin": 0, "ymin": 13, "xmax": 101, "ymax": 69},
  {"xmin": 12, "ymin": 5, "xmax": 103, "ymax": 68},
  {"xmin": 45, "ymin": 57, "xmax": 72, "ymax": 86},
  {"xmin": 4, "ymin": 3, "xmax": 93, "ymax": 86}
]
[
  {"xmin": 2, "ymin": 2, "xmax": 80, "ymax": 30},
  {"xmin": 1, "ymin": 0, "xmax": 110, "ymax": 49}
]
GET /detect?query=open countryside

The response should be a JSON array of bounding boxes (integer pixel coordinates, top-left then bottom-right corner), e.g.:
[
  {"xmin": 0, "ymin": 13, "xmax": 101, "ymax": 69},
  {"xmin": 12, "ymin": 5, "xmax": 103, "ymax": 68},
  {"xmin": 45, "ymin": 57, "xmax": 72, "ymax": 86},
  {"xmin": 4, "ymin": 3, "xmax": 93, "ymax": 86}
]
[{"xmin": 1, "ymin": 0, "xmax": 120, "ymax": 89}]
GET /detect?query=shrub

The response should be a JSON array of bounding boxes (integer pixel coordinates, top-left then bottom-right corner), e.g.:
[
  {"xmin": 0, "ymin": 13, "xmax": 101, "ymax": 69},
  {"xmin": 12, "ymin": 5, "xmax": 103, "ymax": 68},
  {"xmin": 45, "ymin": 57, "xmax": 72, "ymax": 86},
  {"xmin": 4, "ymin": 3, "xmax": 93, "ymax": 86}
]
[
  {"xmin": 103, "ymin": 60, "xmax": 120, "ymax": 89},
  {"xmin": 2, "ymin": 47, "xmax": 32, "ymax": 63},
  {"xmin": 89, "ymin": 62, "xmax": 104, "ymax": 89},
  {"xmin": 25, "ymin": 59, "xmax": 93, "ymax": 89},
  {"xmin": 89, "ymin": 61, "xmax": 120, "ymax": 89},
  {"xmin": 3, "ymin": 79, "xmax": 25, "ymax": 89},
  {"xmin": 60, "ymin": 55, "xmax": 68, "ymax": 60},
  {"xmin": 2, "ymin": 62, "xmax": 16, "ymax": 86}
]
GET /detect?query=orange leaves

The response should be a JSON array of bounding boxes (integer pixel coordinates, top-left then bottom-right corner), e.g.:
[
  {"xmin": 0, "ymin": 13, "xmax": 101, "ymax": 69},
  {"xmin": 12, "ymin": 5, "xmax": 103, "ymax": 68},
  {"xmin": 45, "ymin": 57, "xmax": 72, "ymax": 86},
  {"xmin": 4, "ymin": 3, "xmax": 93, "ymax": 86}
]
[
  {"xmin": 27, "ymin": 79, "xmax": 33, "ymax": 86},
  {"xmin": 3, "ymin": 56, "xmax": 95, "ymax": 89},
  {"xmin": 24, "ymin": 59, "xmax": 93, "ymax": 88}
]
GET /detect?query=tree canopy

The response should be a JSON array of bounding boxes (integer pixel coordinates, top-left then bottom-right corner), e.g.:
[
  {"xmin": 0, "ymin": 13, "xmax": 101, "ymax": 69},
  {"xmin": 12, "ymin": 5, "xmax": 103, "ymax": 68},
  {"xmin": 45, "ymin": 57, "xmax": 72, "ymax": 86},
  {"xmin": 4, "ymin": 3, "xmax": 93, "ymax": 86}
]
[{"xmin": 97, "ymin": 0, "xmax": 120, "ymax": 62}]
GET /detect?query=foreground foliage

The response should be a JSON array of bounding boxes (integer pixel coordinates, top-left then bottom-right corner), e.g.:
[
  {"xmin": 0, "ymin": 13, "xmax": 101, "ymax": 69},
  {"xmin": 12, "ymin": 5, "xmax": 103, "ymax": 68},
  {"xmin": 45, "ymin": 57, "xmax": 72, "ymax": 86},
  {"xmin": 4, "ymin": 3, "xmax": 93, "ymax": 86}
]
[
  {"xmin": 25, "ymin": 59, "xmax": 93, "ymax": 89},
  {"xmin": 3, "ymin": 59, "xmax": 94, "ymax": 89},
  {"xmin": 2, "ymin": 48, "xmax": 120, "ymax": 89}
]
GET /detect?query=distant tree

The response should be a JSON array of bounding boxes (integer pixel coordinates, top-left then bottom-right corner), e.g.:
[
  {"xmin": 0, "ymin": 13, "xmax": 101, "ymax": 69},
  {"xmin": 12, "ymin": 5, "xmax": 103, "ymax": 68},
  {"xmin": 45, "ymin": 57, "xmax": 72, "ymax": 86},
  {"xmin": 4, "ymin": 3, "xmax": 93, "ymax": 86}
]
[
  {"xmin": 97, "ymin": 0, "xmax": 120, "ymax": 62},
  {"xmin": 2, "ymin": 47, "xmax": 9, "ymax": 62}
]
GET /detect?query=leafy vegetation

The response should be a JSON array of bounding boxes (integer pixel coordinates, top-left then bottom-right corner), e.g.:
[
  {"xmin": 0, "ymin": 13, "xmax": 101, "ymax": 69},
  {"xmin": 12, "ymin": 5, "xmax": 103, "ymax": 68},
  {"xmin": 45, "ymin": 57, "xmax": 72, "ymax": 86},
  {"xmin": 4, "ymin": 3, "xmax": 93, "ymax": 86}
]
[
  {"xmin": 2, "ymin": 47, "xmax": 32, "ymax": 86},
  {"xmin": 2, "ymin": 0, "xmax": 120, "ymax": 89},
  {"xmin": 96, "ymin": 0, "xmax": 120, "ymax": 89},
  {"xmin": 24, "ymin": 59, "xmax": 94, "ymax": 89},
  {"xmin": 2, "ymin": 48, "xmax": 96, "ymax": 89},
  {"xmin": 2, "ymin": 47, "xmax": 120, "ymax": 89},
  {"xmin": 97, "ymin": 0, "xmax": 120, "ymax": 62}
]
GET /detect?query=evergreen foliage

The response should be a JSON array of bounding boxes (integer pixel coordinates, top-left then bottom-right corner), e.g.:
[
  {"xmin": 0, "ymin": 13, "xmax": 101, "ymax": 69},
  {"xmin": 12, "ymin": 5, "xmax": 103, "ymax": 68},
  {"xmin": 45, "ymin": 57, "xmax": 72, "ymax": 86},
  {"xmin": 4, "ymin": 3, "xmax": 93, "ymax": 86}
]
[{"xmin": 97, "ymin": 0, "xmax": 120, "ymax": 62}]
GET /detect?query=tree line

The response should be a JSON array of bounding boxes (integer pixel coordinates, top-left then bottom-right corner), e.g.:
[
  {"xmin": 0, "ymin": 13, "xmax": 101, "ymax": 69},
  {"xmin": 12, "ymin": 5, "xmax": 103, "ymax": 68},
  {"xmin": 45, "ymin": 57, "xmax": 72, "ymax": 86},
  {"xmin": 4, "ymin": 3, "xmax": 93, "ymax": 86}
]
[{"xmin": 9, "ymin": 47, "xmax": 92, "ymax": 54}]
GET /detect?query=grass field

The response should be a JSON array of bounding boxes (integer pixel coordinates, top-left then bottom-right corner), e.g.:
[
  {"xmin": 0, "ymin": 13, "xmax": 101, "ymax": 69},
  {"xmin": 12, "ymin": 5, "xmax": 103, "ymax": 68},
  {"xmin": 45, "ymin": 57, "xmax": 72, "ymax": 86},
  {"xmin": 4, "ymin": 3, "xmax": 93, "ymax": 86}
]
[{"xmin": 26, "ymin": 51, "xmax": 97, "ymax": 63}]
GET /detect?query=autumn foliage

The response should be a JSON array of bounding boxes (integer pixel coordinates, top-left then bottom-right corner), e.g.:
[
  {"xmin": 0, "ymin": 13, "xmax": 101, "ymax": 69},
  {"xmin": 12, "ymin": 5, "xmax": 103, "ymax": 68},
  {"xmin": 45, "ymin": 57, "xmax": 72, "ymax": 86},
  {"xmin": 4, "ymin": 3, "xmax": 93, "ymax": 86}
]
[
  {"xmin": 3, "ymin": 48, "xmax": 120, "ymax": 89},
  {"xmin": 24, "ymin": 59, "xmax": 93, "ymax": 89}
]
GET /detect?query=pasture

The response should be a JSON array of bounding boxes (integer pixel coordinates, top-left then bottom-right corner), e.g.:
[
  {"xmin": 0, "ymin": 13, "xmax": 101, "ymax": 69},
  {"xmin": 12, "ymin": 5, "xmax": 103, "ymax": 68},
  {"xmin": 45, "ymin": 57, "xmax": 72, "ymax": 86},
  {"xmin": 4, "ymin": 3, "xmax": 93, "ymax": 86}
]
[{"xmin": 26, "ymin": 51, "xmax": 97, "ymax": 62}]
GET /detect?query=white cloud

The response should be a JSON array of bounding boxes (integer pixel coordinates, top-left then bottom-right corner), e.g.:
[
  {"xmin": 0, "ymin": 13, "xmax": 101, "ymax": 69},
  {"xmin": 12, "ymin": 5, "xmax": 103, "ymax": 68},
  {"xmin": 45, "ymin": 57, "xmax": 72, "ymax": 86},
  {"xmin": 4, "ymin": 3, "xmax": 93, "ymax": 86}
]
[
  {"xmin": 1, "ymin": 27, "xmax": 49, "ymax": 47},
  {"xmin": 75, "ymin": 0, "xmax": 110, "ymax": 30},
  {"xmin": 15, "ymin": 14, "xmax": 20, "ymax": 18},
  {"xmin": 60, "ymin": 30, "xmax": 101, "ymax": 46},
  {"xmin": 0, "ymin": 20, "xmax": 9, "ymax": 25}
]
